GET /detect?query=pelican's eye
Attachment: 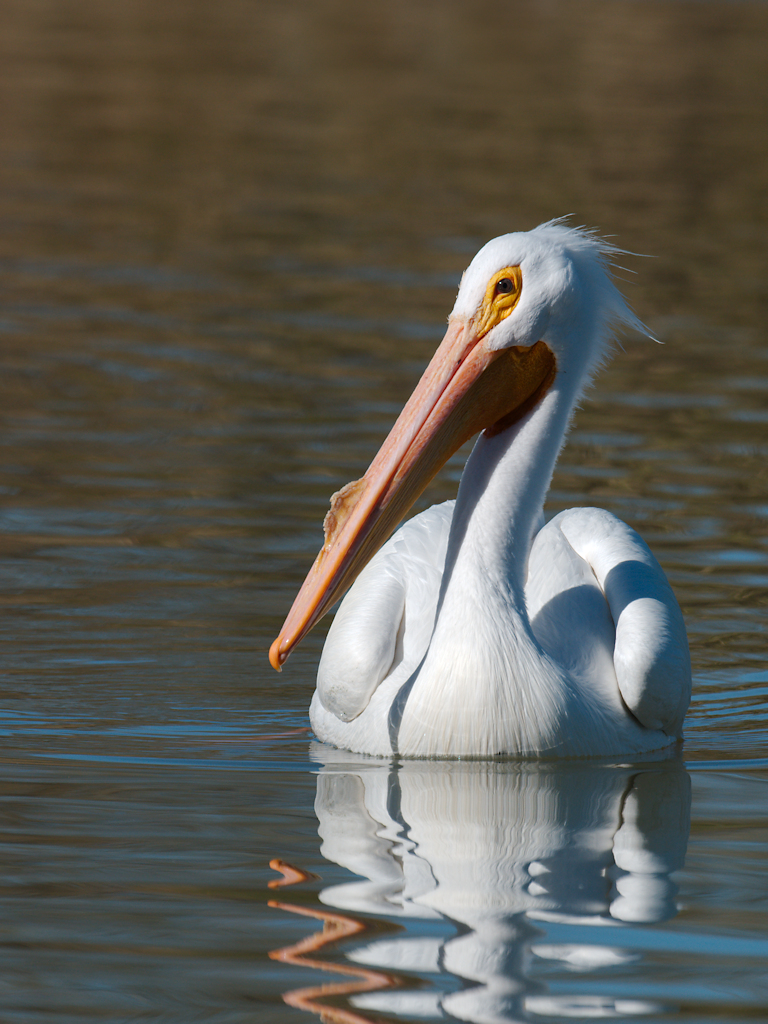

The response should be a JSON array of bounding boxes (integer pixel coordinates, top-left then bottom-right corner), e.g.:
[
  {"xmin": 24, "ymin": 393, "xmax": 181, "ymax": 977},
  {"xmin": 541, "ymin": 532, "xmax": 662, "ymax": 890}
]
[{"xmin": 475, "ymin": 265, "xmax": 523, "ymax": 338}]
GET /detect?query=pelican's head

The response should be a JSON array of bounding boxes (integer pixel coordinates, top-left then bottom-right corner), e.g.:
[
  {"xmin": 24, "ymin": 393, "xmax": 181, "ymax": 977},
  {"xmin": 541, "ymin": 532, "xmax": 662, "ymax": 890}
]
[
  {"xmin": 451, "ymin": 219, "xmax": 644, "ymax": 379},
  {"xmin": 270, "ymin": 220, "xmax": 645, "ymax": 670}
]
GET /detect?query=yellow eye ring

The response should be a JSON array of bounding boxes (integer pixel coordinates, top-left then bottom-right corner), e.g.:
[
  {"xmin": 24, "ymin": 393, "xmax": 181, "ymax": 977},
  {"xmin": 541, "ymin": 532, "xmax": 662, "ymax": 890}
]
[{"xmin": 475, "ymin": 266, "xmax": 523, "ymax": 338}]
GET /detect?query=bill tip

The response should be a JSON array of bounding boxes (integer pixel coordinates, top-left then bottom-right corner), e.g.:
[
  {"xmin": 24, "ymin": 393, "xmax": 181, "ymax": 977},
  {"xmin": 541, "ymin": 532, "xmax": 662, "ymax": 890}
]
[{"xmin": 269, "ymin": 638, "xmax": 286, "ymax": 672}]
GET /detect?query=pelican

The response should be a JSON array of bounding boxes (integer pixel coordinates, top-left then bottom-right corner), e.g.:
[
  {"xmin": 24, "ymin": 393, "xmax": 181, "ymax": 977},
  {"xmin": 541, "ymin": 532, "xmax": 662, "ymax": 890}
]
[{"xmin": 269, "ymin": 220, "xmax": 691, "ymax": 758}]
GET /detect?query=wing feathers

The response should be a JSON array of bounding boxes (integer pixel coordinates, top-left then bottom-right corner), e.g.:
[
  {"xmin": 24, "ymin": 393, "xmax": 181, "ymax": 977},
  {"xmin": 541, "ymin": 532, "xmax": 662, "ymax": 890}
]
[
  {"xmin": 316, "ymin": 501, "xmax": 454, "ymax": 723},
  {"xmin": 554, "ymin": 508, "xmax": 691, "ymax": 735}
]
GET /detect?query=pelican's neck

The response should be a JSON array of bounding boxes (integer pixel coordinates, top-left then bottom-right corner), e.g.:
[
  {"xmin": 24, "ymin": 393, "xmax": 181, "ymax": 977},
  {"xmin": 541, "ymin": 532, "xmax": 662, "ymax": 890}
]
[
  {"xmin": 396, "ymin": 371, "xmax": 584, "ymax": 757},
  {"xmin": 441, "ymin": 377, "xmax": 577, "ymax": 615}
]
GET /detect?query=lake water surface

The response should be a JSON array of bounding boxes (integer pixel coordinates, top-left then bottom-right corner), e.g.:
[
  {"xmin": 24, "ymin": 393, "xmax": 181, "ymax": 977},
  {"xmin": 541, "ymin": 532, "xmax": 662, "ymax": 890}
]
[{"xmin": 0, "ymin": 0, "xmax": 766, "ymax": 1020}]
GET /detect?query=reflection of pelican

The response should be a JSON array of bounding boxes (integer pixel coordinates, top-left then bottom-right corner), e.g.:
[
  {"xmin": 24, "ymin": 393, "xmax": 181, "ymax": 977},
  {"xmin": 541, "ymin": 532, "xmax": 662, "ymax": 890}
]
[
  {"xmin": 312, "ymin": 752, "xmax": 691, "ymax": 1023},
  {"xmin": 270, "ymin": 221, "xmax": 691, "ymax": 757}
]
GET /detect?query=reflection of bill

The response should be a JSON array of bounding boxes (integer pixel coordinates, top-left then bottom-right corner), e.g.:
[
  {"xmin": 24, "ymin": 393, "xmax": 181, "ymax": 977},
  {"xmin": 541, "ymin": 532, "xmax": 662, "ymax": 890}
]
[
  {"xmin": 272, "ymin": 750, "xmax": 690, "ymax": 1023},
  {"xmin": 268, "ymin": 859, "xmax": 401, "ymax": 1024}
]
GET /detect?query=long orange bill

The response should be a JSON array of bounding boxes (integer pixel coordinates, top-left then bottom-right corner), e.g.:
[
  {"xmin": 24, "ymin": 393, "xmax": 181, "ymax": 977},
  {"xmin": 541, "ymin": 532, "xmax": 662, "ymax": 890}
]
[{"xmin": 269, "ymin": 318, "xmax": 555, "ymax": 670}]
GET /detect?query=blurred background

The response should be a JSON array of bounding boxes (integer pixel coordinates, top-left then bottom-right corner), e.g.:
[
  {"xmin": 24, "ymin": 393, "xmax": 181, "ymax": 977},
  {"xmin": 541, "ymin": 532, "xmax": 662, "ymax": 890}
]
[{"xmin": 0, "ymin": 0, "xmax": 766, "ymax": 1020}]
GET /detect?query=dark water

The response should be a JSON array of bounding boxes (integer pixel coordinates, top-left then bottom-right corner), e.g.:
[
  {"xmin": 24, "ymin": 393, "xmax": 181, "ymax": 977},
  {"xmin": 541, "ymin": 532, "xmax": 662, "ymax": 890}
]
[{"xmin": 0, "ymin": 0, "xmax": 766, "ymax": 1020}]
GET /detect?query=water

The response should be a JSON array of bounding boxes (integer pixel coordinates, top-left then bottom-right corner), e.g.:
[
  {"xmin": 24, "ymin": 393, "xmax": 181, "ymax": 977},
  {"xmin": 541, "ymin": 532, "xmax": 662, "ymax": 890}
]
[{"xmin": 0, "ymin": 0, "xmax": 766, "ymax": 1020}]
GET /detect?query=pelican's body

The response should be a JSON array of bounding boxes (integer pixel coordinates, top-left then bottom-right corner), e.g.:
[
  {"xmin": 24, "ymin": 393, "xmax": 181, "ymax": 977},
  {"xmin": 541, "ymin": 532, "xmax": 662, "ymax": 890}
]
[{"xmin": 271, "ymin": 221, "xmax": 691, "ymax": 758}]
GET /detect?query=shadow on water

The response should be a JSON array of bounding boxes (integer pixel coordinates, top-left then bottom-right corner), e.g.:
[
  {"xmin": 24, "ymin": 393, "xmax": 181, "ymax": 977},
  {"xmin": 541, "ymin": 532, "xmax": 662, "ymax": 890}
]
[{"xmin": 270, "ymin": 752, "xmax": 691, "ymax": 1023}]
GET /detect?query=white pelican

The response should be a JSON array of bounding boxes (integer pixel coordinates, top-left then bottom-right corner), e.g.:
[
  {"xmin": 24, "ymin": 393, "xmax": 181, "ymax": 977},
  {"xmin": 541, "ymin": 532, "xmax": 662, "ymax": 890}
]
[{"xmin": 269, "ymin": 220, "xmax": 691, "ymax": 758}]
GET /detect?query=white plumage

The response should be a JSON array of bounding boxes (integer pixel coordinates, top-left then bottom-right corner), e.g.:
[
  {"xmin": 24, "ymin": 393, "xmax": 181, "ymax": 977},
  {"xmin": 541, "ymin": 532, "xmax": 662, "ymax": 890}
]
[{"xmin": 272, "ymin": 220, "xmax": 692, "ymax": 758}]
